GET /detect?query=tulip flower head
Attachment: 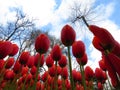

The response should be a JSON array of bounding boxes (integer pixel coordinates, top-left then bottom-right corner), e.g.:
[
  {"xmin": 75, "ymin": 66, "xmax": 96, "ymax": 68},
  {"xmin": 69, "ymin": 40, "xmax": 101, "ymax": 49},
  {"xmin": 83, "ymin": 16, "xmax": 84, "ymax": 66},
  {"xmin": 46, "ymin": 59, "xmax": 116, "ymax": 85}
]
[{"xmin": 61, "ymin": 24, "xmax": 76, "ymax": 46}]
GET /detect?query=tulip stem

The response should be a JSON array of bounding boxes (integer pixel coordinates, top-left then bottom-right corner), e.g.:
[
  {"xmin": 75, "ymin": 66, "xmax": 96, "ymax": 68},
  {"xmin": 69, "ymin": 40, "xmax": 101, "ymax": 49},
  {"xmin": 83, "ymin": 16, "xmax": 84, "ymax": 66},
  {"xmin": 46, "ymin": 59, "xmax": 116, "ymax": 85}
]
[
  {"xmin": 80, "ymin": 65, "xmax": 87, "ymax": 90},
  {"xmin": 32, "ymin": 54, "xmax": 41, "ymax": 90},
  {"xmin": 105, "ymin": 71, "xmax": 113, "ymax": 90},
  {"xmin": 55, "ymin": 60, "xmax": 58, "ymax": 90},
  {"xmin": 67, "ymin": 46, "xmax": 74, "ymax": 90}
]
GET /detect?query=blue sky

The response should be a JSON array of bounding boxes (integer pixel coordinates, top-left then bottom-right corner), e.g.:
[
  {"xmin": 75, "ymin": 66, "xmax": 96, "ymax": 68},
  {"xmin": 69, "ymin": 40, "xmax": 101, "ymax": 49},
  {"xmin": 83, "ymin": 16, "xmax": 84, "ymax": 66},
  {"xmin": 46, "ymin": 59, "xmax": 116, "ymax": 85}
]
[
  {"xmin": 0, "ymin": 0, "xmax": 120, "ymax": 70},
  {"xmin": 95, "ymin": 0, "xmax": 120, "ymax": 26}
]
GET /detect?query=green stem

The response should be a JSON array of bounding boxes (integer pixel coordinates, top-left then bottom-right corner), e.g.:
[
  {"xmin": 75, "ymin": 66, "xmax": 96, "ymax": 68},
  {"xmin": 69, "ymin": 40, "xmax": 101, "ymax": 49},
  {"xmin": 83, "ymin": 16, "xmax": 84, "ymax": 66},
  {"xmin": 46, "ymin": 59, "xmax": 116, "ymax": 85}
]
[
  {"xmin": 54, "ymin": 60, "xmax": 58, "ymax": 90},
  {"xmin": 105, "ymin": 71, "xmax": 113, "ymax": 90},
  {"xmin": 32, "ymin": 54, "xmax": 42, "ymax": 90},
  {"xmin": 61, "ymin": 68, "xmax": 66, "ymax": 90},
  {"xmin": 67, "ymin": 46, "xmax": 74, "ymax": 90},
  {"xmin": 80, "ymin": 65, "xmax": 87, "ymax": 90}
]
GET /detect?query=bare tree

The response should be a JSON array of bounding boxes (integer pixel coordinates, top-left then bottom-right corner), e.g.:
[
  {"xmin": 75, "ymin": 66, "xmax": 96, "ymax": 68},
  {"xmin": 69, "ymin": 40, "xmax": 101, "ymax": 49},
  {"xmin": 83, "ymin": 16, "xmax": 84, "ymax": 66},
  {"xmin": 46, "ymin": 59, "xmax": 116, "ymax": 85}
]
[
  {"xmin": 68, "ymin": 1, "xmax": 102, "ymax": 28},
  {"xmin": 0, "ymin": 8, "xmax": 36, "ymax": 58}
]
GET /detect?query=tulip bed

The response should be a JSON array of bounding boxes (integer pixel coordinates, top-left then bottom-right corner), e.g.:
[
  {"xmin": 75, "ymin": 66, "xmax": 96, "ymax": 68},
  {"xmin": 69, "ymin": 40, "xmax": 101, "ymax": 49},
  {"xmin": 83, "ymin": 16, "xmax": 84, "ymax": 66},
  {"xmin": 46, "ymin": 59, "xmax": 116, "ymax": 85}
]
[{"xmin": 0, "ymin": 24, "xmax": 120, "ymax": 90}]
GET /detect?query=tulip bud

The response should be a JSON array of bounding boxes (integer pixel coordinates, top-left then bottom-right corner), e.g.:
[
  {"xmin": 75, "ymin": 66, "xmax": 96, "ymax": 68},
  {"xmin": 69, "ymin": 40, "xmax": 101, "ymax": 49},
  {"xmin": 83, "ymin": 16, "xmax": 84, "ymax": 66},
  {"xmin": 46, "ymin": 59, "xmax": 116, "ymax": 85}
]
[
  {"xmin": 84, "ymin": 66, "xmax": 94, "ymax": 81},
  {"xmin": 51, "ymin": 45, "xmax": 62, "ymax": 61},
  {"xmin": 30, "ymin": 66, "xmax": 37, "ymax": 75},
  {"xmin": 49, "ymin": 65, "xmax": 56, "ymax": 77},
  {"xmin": 19, "ymin": 51, "xmax": 30, "ymax": 65},
  {"xmin": 9, "ymin": 43, "xmax": 19, "ymax": 56},
  {"xmin": 4, "ymin": 70, "xmax": 15, "ymax": 80},
  {"xmin": 35, "ymin": 34, "xmax": 50, "ymax": 54},
  {"xmin": 61, "ymin": 24, "xmax": 76, "ymax": 46},
  {"xmin": 41, "ymin": 71, "xmax": 48, "ymax": 82},
  {"xmin": 95, "ymin": 68, "xmax": 104, "ymax": 82},
  {"xmin": 27, "ymin": 56, "xmax": 35, "ymax": 68},
  {"xmin": 34, "ymin": 53, "xmax": 44, "ymax": 67},
  {"xmin": 13, "ymin": 61, "xmax": 21, "ymax": 74},
  {"xmin": 61, "ymin": 67, "xmax": 68, "ymax": 79},
  {"xmin": 76, "ymin": 53, "xmax": 88, "ymax": 66},
  {"xmin": 72, "ymin": 40, "xmax": 85, "ymax": 58},
  {"xmin": 46, "ymin": 55, "xmax": 54, "ymax": 68},
  {"xmin": 58, "ymin": 55, "xmax": 67, "ymax": 68},
  {"xmin": 0, "ymin": 41, "xmax": 13, "ymax": 59},
  {"xmin": 89, "ymin": 25, "xmax": 115, "ymax": 52},
  {"xmin": 5, "ymin": 57, "xmax": 14, "ymax": 69},
  {"xmin": 99, "ymin": 59, "xmax": 106, "ymax": 71},
  {"xmin": 0, "ymin": 59, "xmax": 5, "ymax": 71},
  {"xmin": 92, "ymin": 36, "xmax": 104, "ymax": 51}
]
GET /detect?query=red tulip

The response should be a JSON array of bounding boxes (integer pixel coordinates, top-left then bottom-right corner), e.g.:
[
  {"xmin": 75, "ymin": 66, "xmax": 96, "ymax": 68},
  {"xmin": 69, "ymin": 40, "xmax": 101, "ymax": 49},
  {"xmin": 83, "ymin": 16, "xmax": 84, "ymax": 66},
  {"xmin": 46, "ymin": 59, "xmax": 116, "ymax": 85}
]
[
  {"xmin": 92, "ymin": 36, "xmax": 104, "ymax": 51},
  {"xmin": 58, "ymin": 55, "xmax": 67, "ymax": 68},
  {"xmin": 41, "ymin": 71, "xmax": 48, "ymax": 82},
  {"xmin": 84, "ymin": 66, "xmax": 94, "ymax": 81},
  {"xmin": 13, "ymin": 61, "xmax": 21, "ymax": 74},
  {"xmin": 0, "ymin": 41, "xmax": 13, "ymax": 59},
  {"xmin": 9, "ymin": 43, "xmax": 19, "ymax": 56},
  {"xmin": 72, "ymin": 40, "xmax": 85, "ymax": 58},
  {"xmin": 4, "ymin": 70, "xmax": 15, "ymax": 80},
  {"xmin": 5, "ymin": 57, "xmax": 14, "ymax": 69},
  {"xmin": 111, "ymin": 41, "xmax": 120, "ymax": 57},
  {"xmin": 36, "ymin": 81, "xmax": 41, "ymax": 90},
  {"xmin": 51, "ymin": 45, "xmax": 62, "ymax": 61},
  {"xmin": 26, "ymin": 73, "xmax": 32, "ymax": 83},
  {"xmin": 99, "ymin": 59, "xmax": 106, "ymax": 71},
  {"xmin": 30, "ymin": 66, "xmax": 37, "ymax": 75},
  {"xmin": 49, "ymin": 65, "xmax": 56, "ymax": 77},
  {"xmin": 97, "ymin": 82, "xmax": 103, "ymax": 90},
  {"xmin": 27, "ymin": 56, "xmax": 35, "ymax": 68},
  {"xmin": 76, "ymin": 71, "xmax": 82, "ymax": 83},
  {"xmin": 58, "ymin": 79, "xmax": 62, "ymax": 87},
  {"xmin": 34, "ymin": 53, "xmax": 44, "ymax": 67},
  {"xmin": 95, "ymin": 68, "xmax": 104, "ymax": 82},
  {"xmin": 76, "ymin": 53, "xmax": 88, "ymax": 66},
  {"xmin": 89, "ymin": 25, "xmax": 115, "ymax": 52},
  {"xmin": 105, "ymin": 53, "xmax": 120, "ymax": 76},
  {"xmin": 0, "ymin": 59, "xmax": 5, "ymax": 71},
  {"xmin": 72, "ymin": 69, "xmax": 77, "ymax": 82},
  {"xmin": 19, "ymin": 51, "xmax": 30, "ymax": 65},
  {"xmin": 65, "ymin": 79, "xmax": 71, "ymax": 90},
  {"xmin": 21, "ymin": 66, "xmax": 29, "ymax": 76},
  {"xmin": 61, "ymin": 67, "xmax": 68, "ymax": 79},
  {"xmin": 61, "ymin": 24, "xmax": 76, "ymax": 46},
  {"xmin": 57, "ymin": 65, "xmax": 62, "ymax": 75},
  {"xmin": 46, "ymin": 55, "xmax": 54, "ymax": 68},
  {"xmin": 103, "ymin": 54, "xmax": 119, "ymax": 85},
  {"xmin": 35, "ymin": 34, "xmax": 50, "ymax": 54}
]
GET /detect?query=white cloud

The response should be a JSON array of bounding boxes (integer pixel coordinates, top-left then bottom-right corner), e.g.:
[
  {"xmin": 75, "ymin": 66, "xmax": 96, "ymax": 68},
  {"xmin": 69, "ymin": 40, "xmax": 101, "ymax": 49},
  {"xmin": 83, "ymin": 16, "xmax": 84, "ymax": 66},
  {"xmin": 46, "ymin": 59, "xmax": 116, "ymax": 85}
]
[{"xmin": 0, "ymin": 0, "xmax": 56, "ymax": 26}]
